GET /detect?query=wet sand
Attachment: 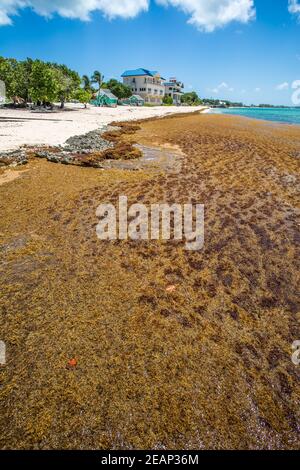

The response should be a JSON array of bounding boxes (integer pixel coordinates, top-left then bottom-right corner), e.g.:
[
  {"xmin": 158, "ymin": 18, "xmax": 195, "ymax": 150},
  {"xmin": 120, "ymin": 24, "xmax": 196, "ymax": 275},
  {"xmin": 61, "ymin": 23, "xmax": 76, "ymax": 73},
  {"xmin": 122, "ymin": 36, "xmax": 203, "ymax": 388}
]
[{"xmin": 0, "ymin": 113, "xmax": 299, "ymax": 449}]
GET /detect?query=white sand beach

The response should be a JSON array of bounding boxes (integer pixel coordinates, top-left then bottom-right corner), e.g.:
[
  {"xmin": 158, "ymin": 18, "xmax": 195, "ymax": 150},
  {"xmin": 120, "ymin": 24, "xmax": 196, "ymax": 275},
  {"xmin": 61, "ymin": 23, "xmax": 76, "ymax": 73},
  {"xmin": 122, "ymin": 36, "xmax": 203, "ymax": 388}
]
[{"xmin": 0, "ymin": 104, "xmax": 206, "ymax": 152}]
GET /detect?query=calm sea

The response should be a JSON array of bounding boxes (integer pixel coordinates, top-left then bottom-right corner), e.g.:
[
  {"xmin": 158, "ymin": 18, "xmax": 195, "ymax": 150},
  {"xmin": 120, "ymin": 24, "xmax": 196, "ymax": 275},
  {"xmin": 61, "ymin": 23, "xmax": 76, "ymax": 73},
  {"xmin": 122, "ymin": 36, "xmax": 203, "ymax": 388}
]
[{"xmin": 209, "ymin": 107, "xmax": 300, "ymax": 125}]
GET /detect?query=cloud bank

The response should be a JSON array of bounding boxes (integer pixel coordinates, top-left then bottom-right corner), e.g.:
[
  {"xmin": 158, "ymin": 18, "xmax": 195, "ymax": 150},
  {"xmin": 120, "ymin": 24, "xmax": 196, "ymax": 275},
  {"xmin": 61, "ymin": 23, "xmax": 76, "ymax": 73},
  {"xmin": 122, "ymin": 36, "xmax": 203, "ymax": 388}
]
[
  {"xmin": 0, "ymin": 1, "xmax": 298, "ymax": 31},
  {"xmin": 157, "ymin": 0, "xmax": 255, "ymax": 32},
  {"xmin": 288, "ymin": 0, "xmax": 300, "ymax": 17},
  {"xmin": 276, "ymin": 82, "xmax": 289, "ymax": 90},
  {"xmin": 208, "ymin": 82, "xmax": 234, "ymax": 94},
  {"xmin": 0, "ymin": 0, "xmax": 256, "ymax": 31},
  {"xmin": 0, "ymin": 0, "xmax": 149, "ymax": 25}
]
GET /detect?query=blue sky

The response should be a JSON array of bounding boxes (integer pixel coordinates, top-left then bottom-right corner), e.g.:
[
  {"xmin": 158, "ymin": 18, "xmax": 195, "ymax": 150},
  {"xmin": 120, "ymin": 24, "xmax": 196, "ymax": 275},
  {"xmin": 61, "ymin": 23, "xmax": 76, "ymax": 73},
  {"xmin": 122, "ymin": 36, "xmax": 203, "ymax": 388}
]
[{"xmin": 0, "ymin": 0, "xmax": 299, "ymax": 105}]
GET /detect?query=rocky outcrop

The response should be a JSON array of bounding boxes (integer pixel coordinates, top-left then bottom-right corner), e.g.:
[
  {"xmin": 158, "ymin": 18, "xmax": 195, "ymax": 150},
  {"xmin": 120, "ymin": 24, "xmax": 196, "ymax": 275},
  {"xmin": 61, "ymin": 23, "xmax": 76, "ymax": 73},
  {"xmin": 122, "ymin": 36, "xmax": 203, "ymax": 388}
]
[
  {"xmin": 64, "ymin": 128, "xmax": 114, "ymax": 153},
  {"xmin": 0, "ymin": 124, "xmax": 142, "ymax": 168},
  {"xmin": 0, "ymin": 149, "xmax": 28, "ymax": 167}
]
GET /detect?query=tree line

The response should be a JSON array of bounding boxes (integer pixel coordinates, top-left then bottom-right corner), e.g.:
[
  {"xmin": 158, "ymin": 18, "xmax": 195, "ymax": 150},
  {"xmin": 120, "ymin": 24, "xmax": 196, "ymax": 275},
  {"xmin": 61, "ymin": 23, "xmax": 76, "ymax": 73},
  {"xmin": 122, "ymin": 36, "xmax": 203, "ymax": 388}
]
[
  {"xmin": 0, "ymin": 56, "xmax": 202, "ymax": 108},
  {"xmin": 180, "ymin": 91, "xmax": 202, "ymax": 106},
  {"xmin": 201, "ymin": 98, "xmax": 244, "ymax": 108},
  {"xmin": 0, "ymin": 56, "xmax": 132, "ymax": 108},
  {"xmin": 82, "ymin": 73, "xmax": 132, "ymax": 100}
]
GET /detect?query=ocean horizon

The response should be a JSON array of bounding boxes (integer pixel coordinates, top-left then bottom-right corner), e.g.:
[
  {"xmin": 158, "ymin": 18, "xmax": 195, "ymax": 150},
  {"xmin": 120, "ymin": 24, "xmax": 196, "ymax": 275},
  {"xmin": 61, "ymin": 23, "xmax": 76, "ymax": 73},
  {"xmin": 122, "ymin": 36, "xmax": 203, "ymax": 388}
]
[{"xmin": 209, "ymin": 107, "xmax": 300, "ymax": 125}]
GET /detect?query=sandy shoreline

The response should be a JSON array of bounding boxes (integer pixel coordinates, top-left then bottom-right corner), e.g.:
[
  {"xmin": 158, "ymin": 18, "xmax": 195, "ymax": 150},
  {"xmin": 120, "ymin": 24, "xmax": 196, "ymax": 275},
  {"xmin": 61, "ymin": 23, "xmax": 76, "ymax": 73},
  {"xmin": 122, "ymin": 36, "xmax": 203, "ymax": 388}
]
[{"xmin": 0, "ymin": 104, "xmax": 206, "ymax": 152}]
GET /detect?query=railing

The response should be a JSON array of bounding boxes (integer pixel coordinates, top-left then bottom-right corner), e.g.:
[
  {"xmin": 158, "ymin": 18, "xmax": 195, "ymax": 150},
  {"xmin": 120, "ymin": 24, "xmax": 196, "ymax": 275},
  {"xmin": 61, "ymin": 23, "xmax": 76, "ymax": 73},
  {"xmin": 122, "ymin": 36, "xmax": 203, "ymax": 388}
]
[
  {"xmin": 144, "ymin": 79, "xmax": 164, "ymax": 85},
  {"xmin": 124, "ymin": 78, "xmax": 164, "ymax": 87}
]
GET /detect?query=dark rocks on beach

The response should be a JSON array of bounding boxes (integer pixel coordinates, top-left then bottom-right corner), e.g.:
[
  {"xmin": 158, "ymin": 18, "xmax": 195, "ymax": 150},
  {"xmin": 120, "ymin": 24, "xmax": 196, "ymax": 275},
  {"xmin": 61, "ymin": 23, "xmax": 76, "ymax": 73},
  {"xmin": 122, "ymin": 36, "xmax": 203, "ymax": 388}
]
[
  {"xmin": 0, "ymin": 149, "xmax": 28, "ymax": 167},
  {"xmin": 64, "ymin": 129, "xmax": 114, "ymax": 153},
  {"xmin": 32, "ymin": 149, "xmax": 79, "ymax": 165},
  {"xmin": 0, "ymin": 125, "xmax": 144, "ymax": 169},
  {"xmin": 0, "ymin": 127, "xmax": 114, "ymax": 168}
]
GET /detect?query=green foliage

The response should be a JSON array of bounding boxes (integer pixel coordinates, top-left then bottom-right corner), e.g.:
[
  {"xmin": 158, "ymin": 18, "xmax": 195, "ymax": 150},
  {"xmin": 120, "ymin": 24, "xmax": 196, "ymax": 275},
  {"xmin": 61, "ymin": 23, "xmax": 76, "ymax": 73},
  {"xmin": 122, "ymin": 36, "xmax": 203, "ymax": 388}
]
[
  {"xmin": 163, "ymin": 95, "xmax": 173, "ymax": 105},
  {"xmin": 106, "ymin": 79, "xmax": 132, "ymax": 100},
  {"xmin": 202, "ymin": 98, "xmax": 243, "ymax": 107},
  {"xmin": 181, "ymin": 91, "xmax": 202, "ymax": 106},
  {"xmin": 51, "ymin": 63, "xmax": 81, "ymax": 108},
  {"xmin": 0, "ymin": 57, "xmax": 26, "ymax": 99},
  {"xmin": 0, "ymin": 56, "xmax": 81, "ymax": 106},
  {"xmin": 73, "ymin": 88, "xmax": 92, "ymax": 108},
  {"xmin": 91, "ymin": 70, "xmax": 104, "ymax": 90},
  {"xmin": 82, "ymin": 75, "xmax": 93, "ymax": 93},
  {"xmin": 29, "ymin": 61, "xmax": 58, "ymax": 104}
]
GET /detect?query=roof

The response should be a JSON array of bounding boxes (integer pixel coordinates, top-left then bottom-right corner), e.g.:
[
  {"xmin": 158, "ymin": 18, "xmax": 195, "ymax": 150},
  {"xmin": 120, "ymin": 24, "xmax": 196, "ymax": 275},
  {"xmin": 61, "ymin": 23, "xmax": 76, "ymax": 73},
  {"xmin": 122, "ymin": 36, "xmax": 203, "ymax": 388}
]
[
  {"xmin": 131, "ymin": 95, "xmax": 145, "ymax": 101},
  {"xmin": 121, "ymin": 68, "xmax": 159, "ymax": 78},
  {"xmin": 164, "ymin": 82, "xmax": 183, "ymax": 87},
  {"xmin": 97, "ymin": 89, "xmax": 118, "ymax": 100}
]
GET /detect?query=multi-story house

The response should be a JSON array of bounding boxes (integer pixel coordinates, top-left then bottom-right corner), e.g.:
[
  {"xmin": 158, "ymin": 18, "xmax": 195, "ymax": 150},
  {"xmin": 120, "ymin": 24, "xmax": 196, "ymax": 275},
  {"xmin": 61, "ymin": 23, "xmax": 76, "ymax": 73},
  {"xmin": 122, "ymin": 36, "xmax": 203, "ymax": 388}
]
[
  {"xmin": 121, "ymin": 68, "xmax": 166, "ymax": 105},
  {"xmin": 164, "ymin": 77, "xmax": 184, "ymax": 105}
]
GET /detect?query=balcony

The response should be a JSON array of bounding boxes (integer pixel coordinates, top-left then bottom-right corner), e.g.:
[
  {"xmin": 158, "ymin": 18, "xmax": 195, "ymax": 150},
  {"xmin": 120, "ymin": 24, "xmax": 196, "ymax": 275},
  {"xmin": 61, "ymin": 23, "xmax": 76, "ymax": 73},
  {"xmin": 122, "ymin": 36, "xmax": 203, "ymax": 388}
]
[{"xmin": 144, "ymin": 78, "xmax": 163, "ymax": 85}]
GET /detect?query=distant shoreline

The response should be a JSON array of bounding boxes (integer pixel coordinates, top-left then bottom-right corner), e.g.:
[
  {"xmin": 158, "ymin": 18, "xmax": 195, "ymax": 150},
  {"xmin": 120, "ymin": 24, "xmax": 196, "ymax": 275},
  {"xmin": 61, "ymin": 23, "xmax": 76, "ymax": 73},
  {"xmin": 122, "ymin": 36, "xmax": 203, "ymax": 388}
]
[{"xmin": 207, "ymin": 106, "xmax": 300, "ymax": 125}]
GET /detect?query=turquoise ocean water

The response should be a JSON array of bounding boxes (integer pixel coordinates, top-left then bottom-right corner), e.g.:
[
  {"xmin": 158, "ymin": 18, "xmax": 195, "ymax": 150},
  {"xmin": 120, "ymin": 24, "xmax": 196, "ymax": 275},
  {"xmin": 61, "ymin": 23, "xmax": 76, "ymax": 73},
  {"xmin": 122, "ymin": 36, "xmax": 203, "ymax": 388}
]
[{"xmin": 209, "ymin": 107, "xmax": 300, "ymax": 125}]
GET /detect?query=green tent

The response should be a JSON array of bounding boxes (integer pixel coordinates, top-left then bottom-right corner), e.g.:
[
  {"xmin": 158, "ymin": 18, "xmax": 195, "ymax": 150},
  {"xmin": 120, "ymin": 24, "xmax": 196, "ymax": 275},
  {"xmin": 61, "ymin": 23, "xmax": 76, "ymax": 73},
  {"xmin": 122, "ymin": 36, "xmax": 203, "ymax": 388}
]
[
  {"xmin": 121, "ymin": 95, "xmax": 145, "ymax": 106},
  {"xmin": 91, "ymin": 89, "xmax": 118, "ymax": 107}
]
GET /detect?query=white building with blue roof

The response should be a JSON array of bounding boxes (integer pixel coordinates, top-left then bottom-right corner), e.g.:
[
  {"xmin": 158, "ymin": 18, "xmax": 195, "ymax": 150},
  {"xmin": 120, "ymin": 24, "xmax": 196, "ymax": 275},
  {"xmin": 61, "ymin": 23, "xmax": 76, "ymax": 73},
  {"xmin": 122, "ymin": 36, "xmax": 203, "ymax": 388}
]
[
  {"xmin": 164, "ymin": 77, "xmax": 184, "ymax": 105},
  {"xmin": 121, "ymin": 68, "xmax": 166, "ymax": 105}
]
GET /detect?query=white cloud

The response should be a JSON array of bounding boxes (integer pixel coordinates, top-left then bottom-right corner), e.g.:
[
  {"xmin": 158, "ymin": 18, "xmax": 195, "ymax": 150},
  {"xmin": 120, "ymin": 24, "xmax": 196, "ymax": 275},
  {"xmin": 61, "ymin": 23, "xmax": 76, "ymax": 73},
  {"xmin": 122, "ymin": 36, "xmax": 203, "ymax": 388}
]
[
  {"xmin": 288, "ymin": 0, "xmax": 300, "ymax": 17},
  {"xmin": 276, "ymin": 82, "xmax": 289, "ymax": 90},
  {"xmin": 254, "ymin": 87, "xmax": 261, "ymax": 92},
  {"xmin": 157, "ymin": 0, "xmax": 255, "ymax": 32},
  {"xmin": 2, "ymin": 0, "xmax": 300, "ymax": 32},
  {"xmin": 209, "ymin": 82, "xmax": 234, "ymax": 94},
  {"xmin": 0, "ymin": 0, "xmax": 256, "ymax": 31},
  {"xmin": 0, "ymin": 5, "xmax": 13, "ymax": 24},
  {"xmin": 0, "ymin": 0, "xmax": 149, "ymax": 25}
]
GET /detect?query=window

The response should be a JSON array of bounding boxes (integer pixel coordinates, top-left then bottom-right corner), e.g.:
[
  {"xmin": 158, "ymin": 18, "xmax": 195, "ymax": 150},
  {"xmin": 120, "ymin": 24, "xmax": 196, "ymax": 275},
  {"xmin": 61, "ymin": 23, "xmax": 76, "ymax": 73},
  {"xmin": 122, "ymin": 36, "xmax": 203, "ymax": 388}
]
[{"xmin": 148, "ymin": 88, "xmax": 152, "ymax": 93}]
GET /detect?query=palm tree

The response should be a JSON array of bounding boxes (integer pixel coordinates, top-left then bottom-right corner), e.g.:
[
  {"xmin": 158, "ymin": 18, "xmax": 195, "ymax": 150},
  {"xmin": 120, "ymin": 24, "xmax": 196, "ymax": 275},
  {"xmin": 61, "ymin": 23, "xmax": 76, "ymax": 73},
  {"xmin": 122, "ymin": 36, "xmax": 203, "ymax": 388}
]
[
  {"xmin": 82, "ymin": 75, "xmax": 91, "ymax": 92},
  {"xmin": 91, "ymin": 70, "xmax": 104, "ymax": 90}
]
